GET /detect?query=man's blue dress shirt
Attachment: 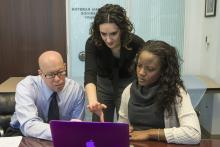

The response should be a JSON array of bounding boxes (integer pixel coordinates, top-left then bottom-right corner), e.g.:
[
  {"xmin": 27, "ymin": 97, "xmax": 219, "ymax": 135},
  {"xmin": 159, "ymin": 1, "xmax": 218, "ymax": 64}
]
[{"xmin": 10, "ymin": 75, "xmax": 86, "ymax": 140}]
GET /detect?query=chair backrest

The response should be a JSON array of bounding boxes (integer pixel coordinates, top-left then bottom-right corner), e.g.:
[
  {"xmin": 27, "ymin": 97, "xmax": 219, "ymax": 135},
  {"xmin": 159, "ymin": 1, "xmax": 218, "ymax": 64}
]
[{"xmin": 0, "ymin": 94, "xmax": 15, "ymax": 134}]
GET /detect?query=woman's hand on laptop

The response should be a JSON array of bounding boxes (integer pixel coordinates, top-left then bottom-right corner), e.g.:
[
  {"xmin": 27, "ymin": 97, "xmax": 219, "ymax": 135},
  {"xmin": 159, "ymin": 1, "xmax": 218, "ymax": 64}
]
[
  {"xmin": 96, "ymin": 110, "xmax": 105, "ymax": 122},
  {"xmin": 129, "ymin": 125, "xmax": 134, "ymax": 133},
  {"xmin": 70, "ymin": 119, "xmax": 82, "ymax": 122},
  {"xmin": 87, "ymin": 101, "xmax": 107, "ymax": 122},
  {"xmin": 87, "ymin": 101, "xmax": 107, "ymax": 112}
]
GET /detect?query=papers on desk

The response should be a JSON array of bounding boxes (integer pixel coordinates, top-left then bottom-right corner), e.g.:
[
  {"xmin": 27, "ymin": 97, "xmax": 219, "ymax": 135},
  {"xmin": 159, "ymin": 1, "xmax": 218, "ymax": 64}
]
[{"xmin": 0, "ymin": 136, "xmax": 22, "ymax": 147}]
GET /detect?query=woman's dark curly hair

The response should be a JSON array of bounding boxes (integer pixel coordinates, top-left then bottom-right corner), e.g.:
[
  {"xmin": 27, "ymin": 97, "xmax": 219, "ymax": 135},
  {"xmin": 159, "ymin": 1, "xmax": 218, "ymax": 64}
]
[
  {"xmin": 135, "ymin": 40, "xmax": 186, "ymax": 115},
  {"xmin": 90, "ymin": 4, "xmax": 134, "ymax": 49}
]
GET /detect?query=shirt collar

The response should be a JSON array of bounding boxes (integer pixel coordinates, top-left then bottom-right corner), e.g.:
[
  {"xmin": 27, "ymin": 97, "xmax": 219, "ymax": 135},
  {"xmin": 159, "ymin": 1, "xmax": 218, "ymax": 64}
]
[{"xmin": 38, "ymin": 75, "xmax": 54, "ymax": 100}]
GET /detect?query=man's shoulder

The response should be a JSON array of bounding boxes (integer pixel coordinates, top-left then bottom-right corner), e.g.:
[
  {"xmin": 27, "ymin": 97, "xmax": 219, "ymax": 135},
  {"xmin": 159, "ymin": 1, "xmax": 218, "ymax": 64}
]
[
  {"xmin": 65, "ymin": 78, "xmax": 83, "ymax": 90},
  {"xmin": 15, "ymin": 76, "xmax": 41, "ymax": 98},
  {"xmin": 62, "ymin": 78, "xmax": 85, "ymax": 99},
  {"xmin": 18, "ymin": 75, "xmax": 40, "ymax": 85},
  {"xmin": 16, "ymin": 75, "xmax": 43, "ymax": 92}
]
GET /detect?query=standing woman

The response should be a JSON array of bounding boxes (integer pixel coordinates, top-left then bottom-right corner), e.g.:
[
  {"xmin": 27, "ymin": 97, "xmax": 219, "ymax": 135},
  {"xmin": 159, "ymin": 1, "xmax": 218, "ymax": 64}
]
[{"xmin": 84, "ymin": 4, "xmax": 144, "ymax": 122}]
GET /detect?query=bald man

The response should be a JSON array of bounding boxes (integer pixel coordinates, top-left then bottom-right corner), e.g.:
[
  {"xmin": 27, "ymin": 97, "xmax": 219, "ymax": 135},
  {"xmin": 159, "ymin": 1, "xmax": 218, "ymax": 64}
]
[{"xmin": 5, "ymin": 51, "xmax": 85, "ymax": 140}]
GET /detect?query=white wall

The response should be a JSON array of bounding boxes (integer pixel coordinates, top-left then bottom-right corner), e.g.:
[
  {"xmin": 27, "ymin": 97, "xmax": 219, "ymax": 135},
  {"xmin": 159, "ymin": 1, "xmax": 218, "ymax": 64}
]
[
  {"xmin": 184, "ymin": 0, "xmax": 204, "ymax": 74},
  {"xmin": 202, "ymin": 0, "xmax": 220, "ymax": 135},
  {"xmin": 184, "ymin": 0, "xmax": 220, "ymax": 135}
]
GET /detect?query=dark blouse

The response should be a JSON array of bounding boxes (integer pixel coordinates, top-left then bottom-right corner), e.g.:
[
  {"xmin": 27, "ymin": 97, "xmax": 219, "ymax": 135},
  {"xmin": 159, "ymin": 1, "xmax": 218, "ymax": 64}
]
[{"xmin": 84, "ymin": 34, "xmax": 144, "ymax": 86}]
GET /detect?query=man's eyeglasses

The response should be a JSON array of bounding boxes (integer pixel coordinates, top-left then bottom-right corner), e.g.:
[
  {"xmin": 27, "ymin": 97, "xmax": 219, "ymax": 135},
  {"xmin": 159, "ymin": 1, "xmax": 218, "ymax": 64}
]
[{"xmin": 43, "ymin": 70, "xmax": 66, "ymax": 79}]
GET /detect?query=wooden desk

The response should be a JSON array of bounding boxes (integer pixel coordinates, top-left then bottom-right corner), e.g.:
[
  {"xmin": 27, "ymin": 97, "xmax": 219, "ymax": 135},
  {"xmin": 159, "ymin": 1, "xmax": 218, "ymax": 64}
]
[
  {"xmin": 182, "ymin": 75, "xmax": 220, "ymax": 108},
  {"xmin": 183, "ymin": 75, "xmax": 220, "ymax": 92},
  {"xmin": 197, "ymin": 75, "xmax": 220, "ymax": 93},
  {"xmin": 131, "ymin": 140, "xmax": 220, "ymax": 147},
  {"xmin": 18, "ymin": 137, "xmax": 220, "ymax": 147},
  {"xmin": 0, "ymin": 77, "xmax": 24, "ymax": 93},
  {"xmin": 19, "ymin": 137, "xmax": 52, "ymax": 147}
]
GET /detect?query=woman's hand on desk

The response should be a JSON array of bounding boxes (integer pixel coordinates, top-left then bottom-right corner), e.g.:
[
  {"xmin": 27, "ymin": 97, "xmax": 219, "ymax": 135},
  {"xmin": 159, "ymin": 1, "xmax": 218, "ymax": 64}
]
[
  {"xmin": 130, "ymin": 129, "xmax": 166, "ymax": 141},
  {"xmin": 130, "ymin": 130, "xmax": 152, "ymax": 141}
]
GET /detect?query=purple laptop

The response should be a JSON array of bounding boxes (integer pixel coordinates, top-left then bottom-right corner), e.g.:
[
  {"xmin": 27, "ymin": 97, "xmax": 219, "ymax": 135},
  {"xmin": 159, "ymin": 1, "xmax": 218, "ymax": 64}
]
[{"xmin": 50, "ymin": 120, "xmax": 129, "ymax": 147}]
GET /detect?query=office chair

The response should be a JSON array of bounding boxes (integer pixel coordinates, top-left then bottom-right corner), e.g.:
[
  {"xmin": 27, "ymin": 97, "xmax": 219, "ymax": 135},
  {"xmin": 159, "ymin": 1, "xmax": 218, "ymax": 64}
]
[{"xmin": 0, "ymin": 94, "xmax": 15, "ymax": 136}]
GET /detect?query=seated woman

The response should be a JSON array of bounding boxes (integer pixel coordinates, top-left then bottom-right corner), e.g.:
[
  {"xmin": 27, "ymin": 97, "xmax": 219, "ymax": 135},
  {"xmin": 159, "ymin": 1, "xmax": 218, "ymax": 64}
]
[{"xmin": 118, "ymin": 40, "xmax": 201, "ymax": 144}]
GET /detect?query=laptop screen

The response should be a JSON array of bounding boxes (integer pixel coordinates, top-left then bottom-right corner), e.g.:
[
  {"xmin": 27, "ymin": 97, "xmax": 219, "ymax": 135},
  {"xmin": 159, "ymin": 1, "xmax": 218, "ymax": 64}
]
[{"xmin": 50, "ymin": 120, "xmax": 129, "ymax": 147}]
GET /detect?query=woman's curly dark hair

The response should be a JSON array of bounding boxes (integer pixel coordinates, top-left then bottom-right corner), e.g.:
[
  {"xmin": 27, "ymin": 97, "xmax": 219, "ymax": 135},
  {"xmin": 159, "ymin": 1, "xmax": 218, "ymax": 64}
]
[
  {"xmin": 89, "ymin": 4, "xmax": 134, "ymax": 49},
  {"xmin": 135, "ymin": 40, "xmax": 186, "ymax": 115}
]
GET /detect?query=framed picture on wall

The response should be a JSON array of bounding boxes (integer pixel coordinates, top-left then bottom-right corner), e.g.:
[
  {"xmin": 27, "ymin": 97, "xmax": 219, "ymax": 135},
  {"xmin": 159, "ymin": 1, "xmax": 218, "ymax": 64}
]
[{"xmin": 205, "ymin": 0, "xmax": 217, "ymax": 17}]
